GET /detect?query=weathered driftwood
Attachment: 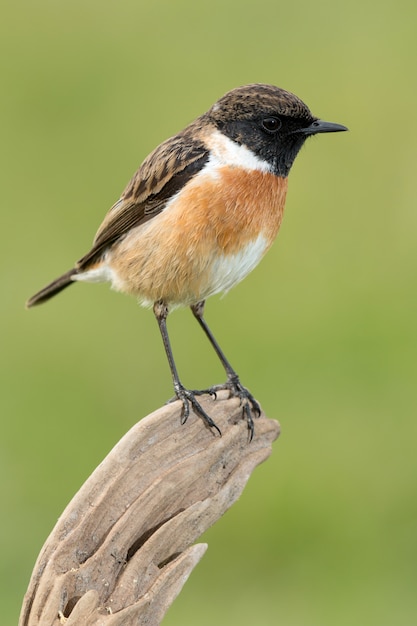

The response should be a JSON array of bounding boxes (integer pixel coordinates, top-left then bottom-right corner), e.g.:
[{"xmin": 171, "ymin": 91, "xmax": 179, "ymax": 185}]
[{"xmin": 19, "ymin": 391, "xmax": 280, "ymax": 626}]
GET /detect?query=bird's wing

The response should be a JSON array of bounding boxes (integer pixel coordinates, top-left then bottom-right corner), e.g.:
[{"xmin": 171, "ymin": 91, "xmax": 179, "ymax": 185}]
[{"xmin": 77, "ymin": 128, "xmax": 210, "ymax": 270}]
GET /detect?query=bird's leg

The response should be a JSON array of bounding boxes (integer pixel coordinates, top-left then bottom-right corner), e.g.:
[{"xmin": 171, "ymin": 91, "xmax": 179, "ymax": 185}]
[
  {"xmin": 190, "ymin": 301, "xmax": 260, "ymax": 440},
  {"xmin": 153, "ymin": 300, "xmax": 221, "ymax": 435}
]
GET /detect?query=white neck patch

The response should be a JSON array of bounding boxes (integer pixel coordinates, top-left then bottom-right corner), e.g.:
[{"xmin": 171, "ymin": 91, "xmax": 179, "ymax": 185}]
[{"xmin": 205, "ymin": 128, "xmax": 272, "ymax": 173}]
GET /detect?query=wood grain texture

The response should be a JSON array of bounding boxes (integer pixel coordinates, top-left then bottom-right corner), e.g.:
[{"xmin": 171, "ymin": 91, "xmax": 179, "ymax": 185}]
[{"xmin": 19, "ymin": 392, "xmax": 280, "ymax": 626}]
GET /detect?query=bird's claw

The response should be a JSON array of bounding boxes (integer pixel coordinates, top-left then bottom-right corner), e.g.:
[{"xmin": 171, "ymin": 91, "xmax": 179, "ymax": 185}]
[
  {"xmin": 209, "ymin": 377, "xmax": 260, "ymax": 441},
  {"xmin": 192, "ymin": 387, "xmax": 217, "ymax": 401},
  {"xmin": 172, "ymin": 384, "xmax": 222, "ymax": 436},
  {"xmin": 192, "ymin": 378, "xmax": 260, "ymax": 441},
  {"xmin": 168, "ymin": 378, "xmax": 260, "ymax": 440}
]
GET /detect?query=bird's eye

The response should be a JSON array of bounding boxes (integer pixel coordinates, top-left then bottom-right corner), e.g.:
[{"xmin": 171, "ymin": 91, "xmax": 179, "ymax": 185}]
[{"xmin": 261, "ymin": 116, "xmax": 282, "ymax": 133}]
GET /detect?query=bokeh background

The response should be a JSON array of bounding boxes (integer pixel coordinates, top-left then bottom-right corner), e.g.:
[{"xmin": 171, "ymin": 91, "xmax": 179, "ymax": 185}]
[{"xmin": 2, "ymin": 0, "xmax": 416, "ymax": 624}]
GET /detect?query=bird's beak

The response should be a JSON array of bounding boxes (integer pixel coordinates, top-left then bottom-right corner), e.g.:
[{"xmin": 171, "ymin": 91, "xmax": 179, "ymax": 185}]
[{"xmin": 298, "ymin": 119, "xmax": 348, "ymax": 136}]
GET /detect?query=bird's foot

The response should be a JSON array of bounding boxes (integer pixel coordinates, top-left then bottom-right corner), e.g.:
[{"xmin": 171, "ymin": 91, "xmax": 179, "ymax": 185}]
[
  {"xmin": 169, "ymin": 383, "xmax": 222, "ymax": 436},
  {"xmin": 194, "ymin": 375, "xmax": 260, "ymax": 441}
]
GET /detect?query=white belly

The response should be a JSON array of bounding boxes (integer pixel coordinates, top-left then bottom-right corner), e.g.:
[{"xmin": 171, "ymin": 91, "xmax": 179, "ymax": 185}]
[{"xmin": 203, "ymin": 233, "xmax": 269, "ymax": 298}]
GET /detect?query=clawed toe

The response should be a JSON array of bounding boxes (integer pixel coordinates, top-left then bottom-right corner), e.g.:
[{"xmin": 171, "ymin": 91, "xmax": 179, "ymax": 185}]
[
  {"xmin": 209, "ymin": 378, "xmax": 260, "ymax": 441},
  {"xmin": 168, "ymin": 378, "xmax": 260, "ymax": 440},
  {"xmin": 192, "ymin": 387, "xmax": 218, "ymax": 400},
  {"xmin": 174, "ymin": 385, "xmax": 222, "ymax": 436},
  {"xmin": 193, "ymin": 378, "xmax": 260, "ymax": 441}
]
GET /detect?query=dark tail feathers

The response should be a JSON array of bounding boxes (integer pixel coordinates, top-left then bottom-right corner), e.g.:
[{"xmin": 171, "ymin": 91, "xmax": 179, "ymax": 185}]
[{"xmin": 26, "ymin": 269, "xmax": 77, "ymax": 308}]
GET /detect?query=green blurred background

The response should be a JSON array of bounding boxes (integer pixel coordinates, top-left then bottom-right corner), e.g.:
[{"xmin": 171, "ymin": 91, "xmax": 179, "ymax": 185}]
[{"xmin": 2, "ymin": 0, "xmax": 416, "ymax": 624}]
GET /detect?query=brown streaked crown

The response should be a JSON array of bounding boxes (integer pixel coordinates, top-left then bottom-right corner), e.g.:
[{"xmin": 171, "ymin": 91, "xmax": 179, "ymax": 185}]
[{"xmin": 208, "ymin": 83, "xmax": 314, "ymax": 123}]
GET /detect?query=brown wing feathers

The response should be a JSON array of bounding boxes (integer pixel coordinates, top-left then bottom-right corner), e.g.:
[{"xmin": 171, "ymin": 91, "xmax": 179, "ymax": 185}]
[
  {"xmin": 78, "ymin": 144, "xmax": 209, "ymax": 270},
  {"xmin": 26, "ymin": 125, "xmax": 210, "ymax": 307}
]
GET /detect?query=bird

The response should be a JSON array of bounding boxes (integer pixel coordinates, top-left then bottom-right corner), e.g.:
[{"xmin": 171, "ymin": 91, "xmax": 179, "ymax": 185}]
[{"xmin": 27, "ymin": 83, "xmax": 347, "ymax": 439}]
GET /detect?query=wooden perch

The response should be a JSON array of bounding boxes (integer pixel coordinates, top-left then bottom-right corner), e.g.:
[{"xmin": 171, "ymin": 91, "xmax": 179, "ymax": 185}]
[{"xmin": 19, "ymin": 391, "xmax": 280, "ymax": 626}]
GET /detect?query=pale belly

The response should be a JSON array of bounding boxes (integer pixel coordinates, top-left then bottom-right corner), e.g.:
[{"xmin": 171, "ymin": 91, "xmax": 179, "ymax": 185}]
[
  {"xmin": 199, "ymin": 233, "xmax": 269, "ymax": 299},
  {"xmin": 76, "ymin": 231, "xmax": 269, "ymax": 306},
  {"xmin": 75, "ymin": 166, "xmax": 288, "ymax": 306}
]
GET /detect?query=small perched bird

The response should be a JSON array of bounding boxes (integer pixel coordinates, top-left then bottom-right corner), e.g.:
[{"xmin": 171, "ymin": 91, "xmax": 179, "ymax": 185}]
[{"xmin": 27, "ymin": 83, "xmax": 347, "ymax": 438}]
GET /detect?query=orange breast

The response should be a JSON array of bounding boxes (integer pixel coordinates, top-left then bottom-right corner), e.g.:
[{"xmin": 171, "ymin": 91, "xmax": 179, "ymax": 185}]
[{"xmin": 107, "ymin": 166, "xmax": 288, "ymax": 305}]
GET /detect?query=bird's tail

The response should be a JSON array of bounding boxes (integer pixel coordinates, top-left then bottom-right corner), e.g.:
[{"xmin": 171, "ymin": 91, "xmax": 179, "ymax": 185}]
[{"xmin": 26, "ymin": 269, "xmax": 77, "ymax": 308}]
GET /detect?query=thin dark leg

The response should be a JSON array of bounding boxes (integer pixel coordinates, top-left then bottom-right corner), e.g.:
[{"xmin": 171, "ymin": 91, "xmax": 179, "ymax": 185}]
[
  {"xmin": 191, "ymin": 301, "xmax": 238, "ymax": 382},
  {"xmin": 190, "ymin": 301, "xmax": 260, "ymax": 440},
  {"xmin": 153, "ymin": 300, "xmax": 221, "ymax": 436}
]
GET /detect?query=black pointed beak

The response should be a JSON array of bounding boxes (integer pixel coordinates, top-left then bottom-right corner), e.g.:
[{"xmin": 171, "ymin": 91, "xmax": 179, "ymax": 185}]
[{"xmin": 299, "ymin": 119, "xmax": 348, "ymax": 136}]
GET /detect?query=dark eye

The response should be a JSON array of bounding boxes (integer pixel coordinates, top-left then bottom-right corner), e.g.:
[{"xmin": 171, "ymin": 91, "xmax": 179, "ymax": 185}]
[{"xmin": 261, "ymin": 116, "xmax": 282, "ymax": 133}]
